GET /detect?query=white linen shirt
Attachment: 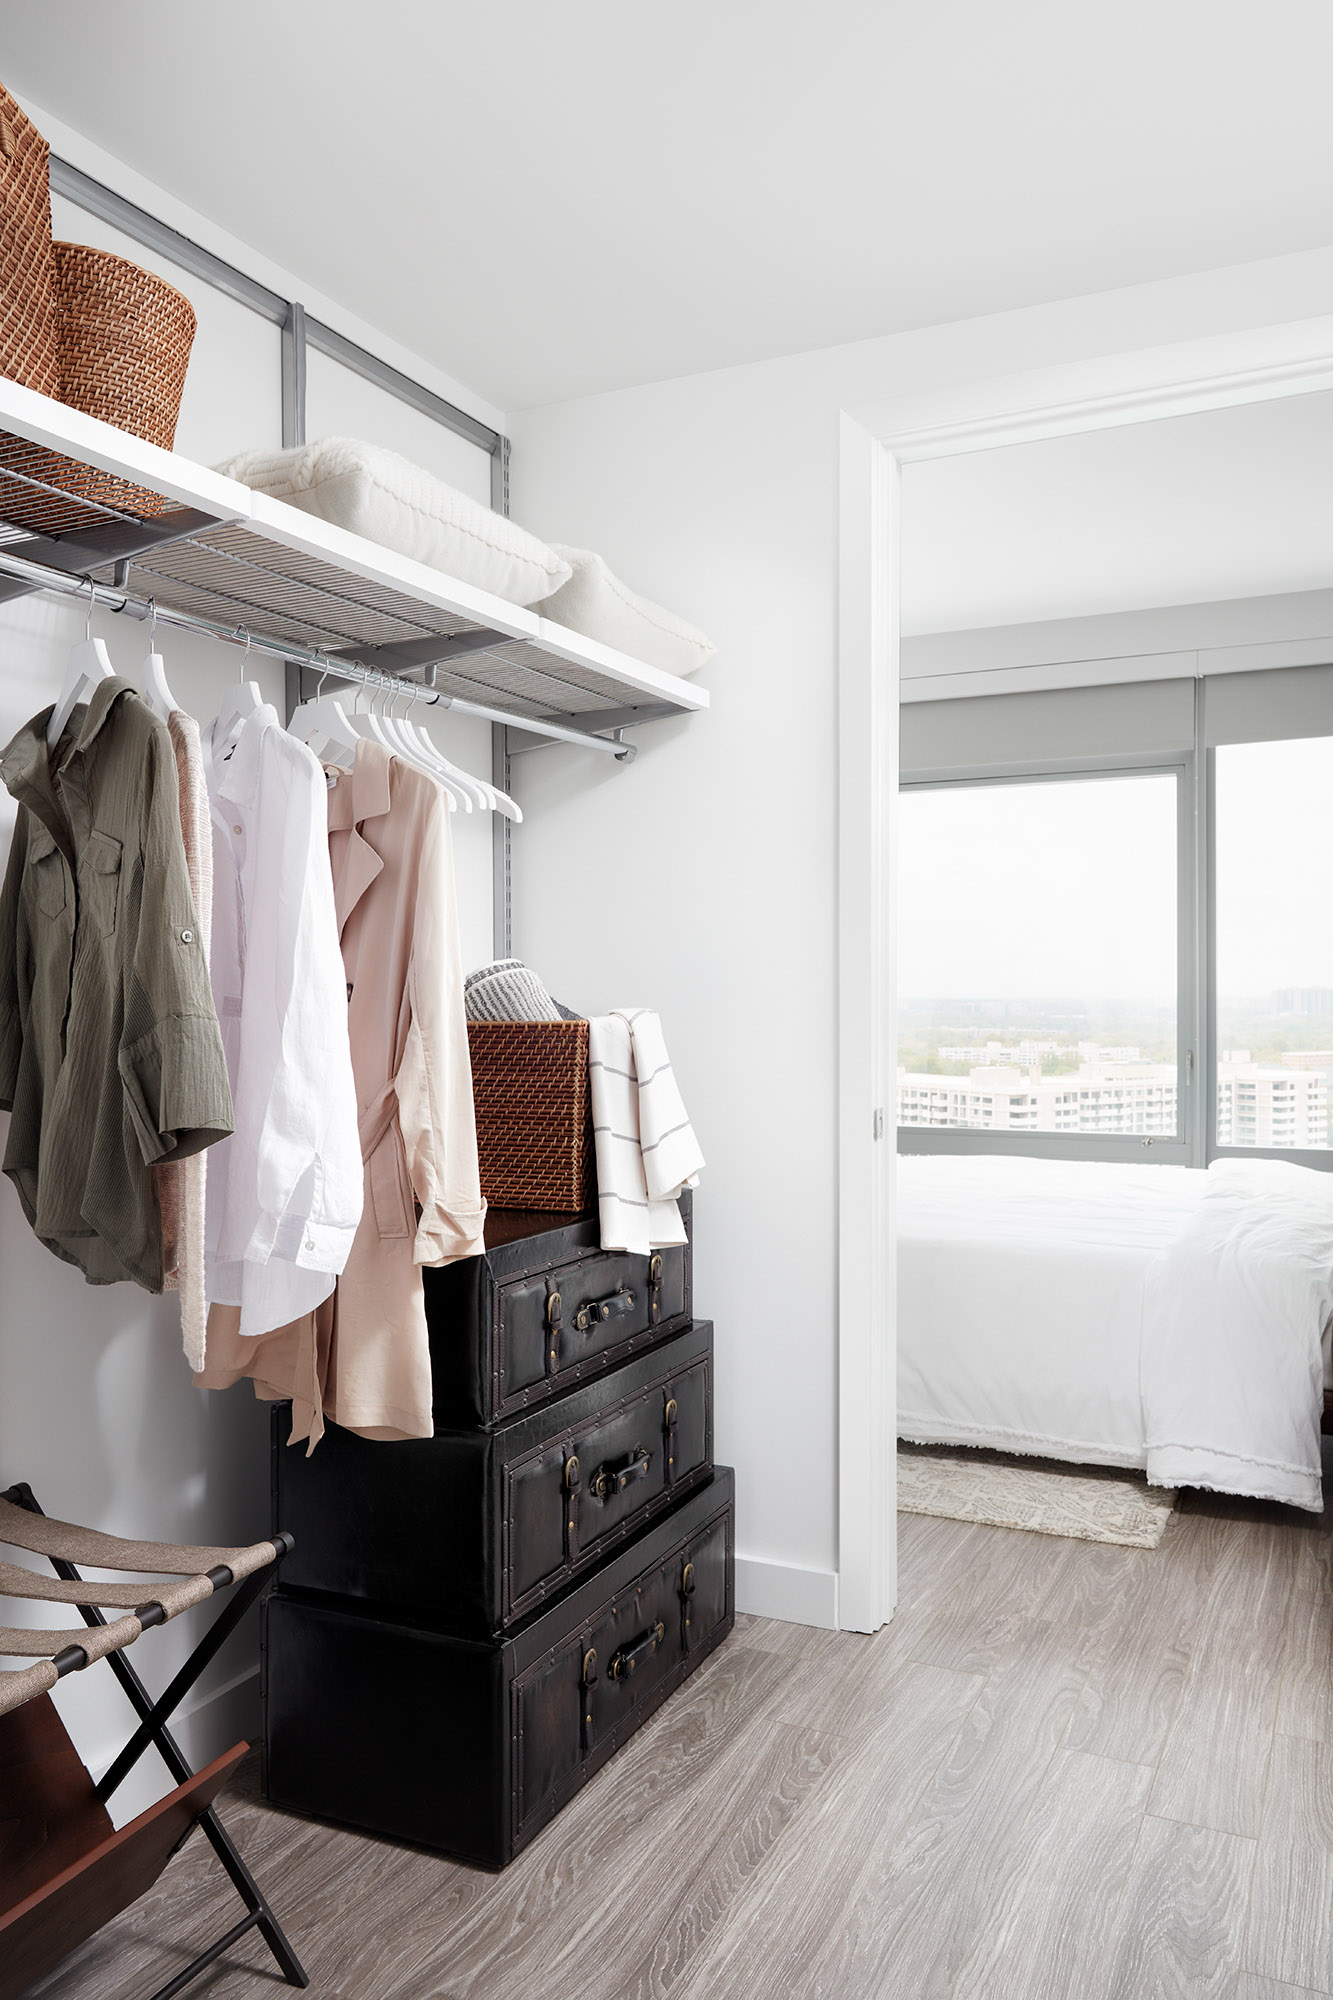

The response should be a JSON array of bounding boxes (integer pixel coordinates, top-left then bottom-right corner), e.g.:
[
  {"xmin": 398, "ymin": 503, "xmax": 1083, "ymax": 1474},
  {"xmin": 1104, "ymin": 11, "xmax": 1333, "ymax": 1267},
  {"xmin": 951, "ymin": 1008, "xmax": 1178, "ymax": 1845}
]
[{"xmin": 202, "ymin": 705, "xmax": 362, "ymax": 1335}]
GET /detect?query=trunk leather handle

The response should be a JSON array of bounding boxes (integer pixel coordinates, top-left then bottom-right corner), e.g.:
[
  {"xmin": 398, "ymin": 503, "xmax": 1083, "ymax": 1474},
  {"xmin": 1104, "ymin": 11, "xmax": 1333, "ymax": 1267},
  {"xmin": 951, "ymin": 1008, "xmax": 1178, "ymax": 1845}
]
[
  {"xmin": 580, "ymin": 1642, "xmax": 599, "ymax": 1750},
  {"xmin": 544, "ymin": 1288, "xmax": 563, "ymax": 1376},
  {"xmin": 589, "ymin": 1446, "xmax": 652, "ymax": 1500},
  {"xmin": 609, "ymin": 1620, "xmax": 665, "ymax": 1682},
  {"xmin": 663, "ymin": 1394, "xmax": 678, "ymax": 1487},
  {"xmin": 680, "ymin": 1558, "xmax": 697, "ymax": 1652},
  {"xmin": 563, "ymin": 1452, "xmax": 582, "ymax": 1564},
  {"xmin": 573, "ymin": 1287, "xmax": 635, "ymax": 1334}
]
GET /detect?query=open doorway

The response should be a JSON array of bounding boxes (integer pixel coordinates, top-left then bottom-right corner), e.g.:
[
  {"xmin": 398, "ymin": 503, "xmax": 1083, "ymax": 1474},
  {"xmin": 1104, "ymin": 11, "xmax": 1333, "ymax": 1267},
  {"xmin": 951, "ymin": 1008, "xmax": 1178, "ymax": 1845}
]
[{"xmin": 836, "ymin": 324, "xmax": 1333, "ymax": 1632}]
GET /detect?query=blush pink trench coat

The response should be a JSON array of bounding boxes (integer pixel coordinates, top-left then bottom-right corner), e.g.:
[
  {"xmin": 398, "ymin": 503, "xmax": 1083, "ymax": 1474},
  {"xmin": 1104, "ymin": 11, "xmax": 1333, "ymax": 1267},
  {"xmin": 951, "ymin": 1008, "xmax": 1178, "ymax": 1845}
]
[{"xmin": 199, "ymin": 739, "xmax": 486, "ymax": 1444}]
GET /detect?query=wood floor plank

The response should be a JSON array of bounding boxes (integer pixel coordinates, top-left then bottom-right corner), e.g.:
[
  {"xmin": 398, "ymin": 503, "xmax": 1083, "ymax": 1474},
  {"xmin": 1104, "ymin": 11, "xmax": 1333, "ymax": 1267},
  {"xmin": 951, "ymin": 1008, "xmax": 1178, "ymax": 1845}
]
[
  {"xmin": 1276, "ymin": 1589, "xmax": 1333, "ymax": 1743},
  {"xmin": 579, "ymin": 1722, "xmax": 843, "ymax": 2000},
  {"xmin": 1150, "ymin": 1518, "xmax": 1296, "ymax": 1836},
  {"xmin": 1068, "ymin": 1505, "xmax": 1233, "ymax": 1767},
  {"xmin": 793, "ymin": 1614, "xmax": 1098, "ymax": 1999},
  {"xmin": 947, "ymin": 1747, "xmax": 1153, "ymax": 2000},
  {"xmin": 732, "ymin": 1612, "xmax": 845, "ymax": 1660},
  {"xmin": 1244, "ymin": 1734, "xmax": 1333, "ymax": 1992},
  {"xmin": 427, "ymin": 1719, "xmax": 846, "ymax": 1999},
  {"xmin": 1099, "ymin": 1812, "xmax": 1257, "ymax": 1999},
  {"xmin": 766, "ymin": 1520, "xmax": 993, "ymax": 1739},
  {"xmin": 665, "ymin": 1659, "xmax": 985, "ymax": 2000},
  {"xmin": 907, "ymin": 1520, "xmax": 1078, "ymax": 1676},
  {"xmin": 1238, "ymin": 1980, "xmax": 1333, "ymax": 2000}
]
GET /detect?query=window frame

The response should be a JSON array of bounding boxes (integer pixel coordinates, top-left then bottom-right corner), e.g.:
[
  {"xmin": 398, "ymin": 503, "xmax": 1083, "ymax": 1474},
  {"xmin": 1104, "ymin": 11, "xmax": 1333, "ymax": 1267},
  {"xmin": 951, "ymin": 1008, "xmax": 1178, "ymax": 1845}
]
[
  {"xmin": 1204, "ymin": 737, "xmax": 1333, "ymax": 1173},
  {"xmin": 899, "ymin": 731, "xmax": 1333, "ymax": 1169},
  {"xmin": 897, "ymin": 751, "xmax": 1197, "ymax": 1165}
]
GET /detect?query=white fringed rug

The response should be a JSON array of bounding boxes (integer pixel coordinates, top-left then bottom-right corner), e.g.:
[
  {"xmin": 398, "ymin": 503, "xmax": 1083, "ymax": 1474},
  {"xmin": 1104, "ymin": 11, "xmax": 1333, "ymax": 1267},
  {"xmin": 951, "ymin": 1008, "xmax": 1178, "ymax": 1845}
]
[{"xmin": 898, "ymin": 1445, "xmax": 1178, "ymax": 1548}]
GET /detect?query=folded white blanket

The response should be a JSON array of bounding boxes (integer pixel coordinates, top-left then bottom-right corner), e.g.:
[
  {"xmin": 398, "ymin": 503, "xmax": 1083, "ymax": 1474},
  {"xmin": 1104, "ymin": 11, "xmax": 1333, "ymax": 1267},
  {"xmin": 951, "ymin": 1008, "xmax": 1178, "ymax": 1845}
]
[
  {"xmin": 588, "ymin": 1009, "xmax": 703, "ymax": 1254},
  {"xmin": 1142, "ymin": 1158, "xmax": 1333, "ymax": 1512}
]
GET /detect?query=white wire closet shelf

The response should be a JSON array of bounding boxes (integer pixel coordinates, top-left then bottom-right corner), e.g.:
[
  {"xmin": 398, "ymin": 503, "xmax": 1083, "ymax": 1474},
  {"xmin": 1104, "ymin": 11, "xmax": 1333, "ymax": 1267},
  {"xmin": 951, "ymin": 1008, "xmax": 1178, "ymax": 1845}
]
[{"xmin": 0, "ymin": 377, "xmax": 709, "ymax": 753}]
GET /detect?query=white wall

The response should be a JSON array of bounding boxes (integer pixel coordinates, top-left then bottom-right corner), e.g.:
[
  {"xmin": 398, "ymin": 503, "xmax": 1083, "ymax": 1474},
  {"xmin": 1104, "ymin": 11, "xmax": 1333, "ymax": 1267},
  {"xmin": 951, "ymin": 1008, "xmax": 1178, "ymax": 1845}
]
[
  {"xmin": 1, "ymin": 150, "xmax": 500, "ymax": 1802},
  {"xmin": 508, "ymin": 241, "xmax": 1333, "ymax": 1624},
  {"xmin": 900, "ymin": 388, "xmax": 1333, "ymax": 636}
]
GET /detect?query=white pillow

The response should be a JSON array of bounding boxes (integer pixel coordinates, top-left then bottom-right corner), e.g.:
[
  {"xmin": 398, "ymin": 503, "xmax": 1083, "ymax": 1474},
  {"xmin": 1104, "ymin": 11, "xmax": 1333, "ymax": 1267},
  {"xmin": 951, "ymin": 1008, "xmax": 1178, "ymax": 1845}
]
[
  {"xmin": 541, "ymin": 546, "xmax": 716, "ymax": 678},
  {"xmin": 216, "ymin": 438, "xmax": 572, "ymax": 607}
]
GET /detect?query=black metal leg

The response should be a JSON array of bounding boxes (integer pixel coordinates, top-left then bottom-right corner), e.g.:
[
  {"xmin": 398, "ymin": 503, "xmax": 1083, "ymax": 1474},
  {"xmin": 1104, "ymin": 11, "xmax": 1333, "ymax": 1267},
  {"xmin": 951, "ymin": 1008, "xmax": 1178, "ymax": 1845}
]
[
  {"xmin": 4, "ymin": 1482, "xmax": 309, "ymax": 1992},
  {"xmin": 95, "ymin": 1560, "xmax": 274, "ymax": 1803}
]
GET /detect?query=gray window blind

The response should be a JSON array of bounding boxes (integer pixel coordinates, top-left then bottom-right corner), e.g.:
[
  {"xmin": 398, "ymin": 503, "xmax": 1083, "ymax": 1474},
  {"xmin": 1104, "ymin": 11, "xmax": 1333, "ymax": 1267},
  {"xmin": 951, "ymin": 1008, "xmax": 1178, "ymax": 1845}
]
[
  {"xmin": 901, "ymin": 661, "xmax": 1333, "ymax": 774},
  {"xmin": 901, "ymin": 677, "xmax": 1195, "ymax": 775},
  {"xmin": 1204, "ymin": 661, "xmax": 1333, "ymax": 745}
]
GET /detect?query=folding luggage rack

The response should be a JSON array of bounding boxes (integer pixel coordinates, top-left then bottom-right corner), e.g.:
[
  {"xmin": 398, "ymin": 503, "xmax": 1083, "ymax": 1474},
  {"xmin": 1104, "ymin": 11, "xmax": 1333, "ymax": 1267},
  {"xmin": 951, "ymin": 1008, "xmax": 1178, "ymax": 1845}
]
[{"xmin": 0, "ymin": 1482, "xmax": 306, "ymax": 2000}]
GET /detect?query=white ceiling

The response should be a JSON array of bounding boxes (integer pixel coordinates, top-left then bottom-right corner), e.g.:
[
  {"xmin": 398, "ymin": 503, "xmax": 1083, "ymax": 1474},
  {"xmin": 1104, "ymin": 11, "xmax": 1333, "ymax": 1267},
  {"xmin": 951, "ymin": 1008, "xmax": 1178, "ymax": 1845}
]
[
  {"xmin": 3, "ymin": 0, "xmax": 1333, "ymax": 412},
  {"xmin": 900, "ymin": 390, "xmax": 1333, "ymax": 634}
]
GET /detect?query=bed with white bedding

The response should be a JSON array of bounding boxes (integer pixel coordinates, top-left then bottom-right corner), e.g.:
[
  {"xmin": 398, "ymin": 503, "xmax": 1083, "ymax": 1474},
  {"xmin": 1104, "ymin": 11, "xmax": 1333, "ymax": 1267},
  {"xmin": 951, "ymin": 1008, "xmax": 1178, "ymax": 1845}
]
[{"xmin": 897, "ymin": 1154, "xmax": 1333, "ymax": 1513}]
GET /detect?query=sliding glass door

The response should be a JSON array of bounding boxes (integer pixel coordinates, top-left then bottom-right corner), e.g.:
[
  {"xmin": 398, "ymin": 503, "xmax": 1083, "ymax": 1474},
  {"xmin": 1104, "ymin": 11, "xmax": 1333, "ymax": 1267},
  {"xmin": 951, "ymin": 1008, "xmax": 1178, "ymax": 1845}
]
[{"xmin": 898, "ymin": 766, "xmax": 1190, "ymax": 1160}]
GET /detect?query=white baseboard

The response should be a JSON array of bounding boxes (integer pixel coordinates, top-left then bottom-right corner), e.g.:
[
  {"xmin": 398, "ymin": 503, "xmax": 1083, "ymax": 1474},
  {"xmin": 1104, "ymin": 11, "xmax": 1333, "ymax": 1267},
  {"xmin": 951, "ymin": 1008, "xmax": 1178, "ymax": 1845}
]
[
  {"xmin": 177, "ymin": 1662, "xmax": 262, "ymax": 1758},
  {"xmin": 735, "ymin": 1556, "xmax": 839, "ymax": 1630}
]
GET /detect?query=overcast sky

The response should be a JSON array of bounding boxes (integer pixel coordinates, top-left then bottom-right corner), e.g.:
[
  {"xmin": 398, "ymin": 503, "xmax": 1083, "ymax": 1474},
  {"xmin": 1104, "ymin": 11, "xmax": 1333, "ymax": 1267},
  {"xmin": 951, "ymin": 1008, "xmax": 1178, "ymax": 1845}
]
[
  {"xmin": 1215, "ymin": 735, "xmax": 1333, "ymax": 995},
  {"xmin": 898, "ymin": 773, "xmax": 1177, "ymax": 1002},
  {"xmin": 899, "ymin": 745, "xmax": 1332, "ymax": 1003}
]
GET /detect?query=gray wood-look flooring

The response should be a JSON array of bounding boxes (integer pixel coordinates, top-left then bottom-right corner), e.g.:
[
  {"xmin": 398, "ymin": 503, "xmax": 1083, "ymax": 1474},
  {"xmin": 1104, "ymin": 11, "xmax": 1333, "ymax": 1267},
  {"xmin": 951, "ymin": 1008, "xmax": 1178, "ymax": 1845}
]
[{"xmin": 30, "ymin": 1459, "xmax": 1333, "ymax": 2000}]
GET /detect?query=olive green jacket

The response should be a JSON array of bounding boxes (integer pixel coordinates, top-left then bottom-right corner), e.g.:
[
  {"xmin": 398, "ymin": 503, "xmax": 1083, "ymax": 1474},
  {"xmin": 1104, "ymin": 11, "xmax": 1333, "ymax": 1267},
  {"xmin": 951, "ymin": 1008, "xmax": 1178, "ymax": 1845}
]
[{"xmin": 0, "ymin": 678, "xmax": 233, "ymax": 1288}]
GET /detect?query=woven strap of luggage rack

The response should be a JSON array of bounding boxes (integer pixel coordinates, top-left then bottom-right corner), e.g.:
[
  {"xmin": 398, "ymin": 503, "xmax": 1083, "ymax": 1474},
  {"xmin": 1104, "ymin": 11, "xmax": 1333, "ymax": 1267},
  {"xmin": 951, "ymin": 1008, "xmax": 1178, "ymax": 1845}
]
[{"xmin": 0, "ymin": 1495, "xmax": 280, "ymax": 1717}]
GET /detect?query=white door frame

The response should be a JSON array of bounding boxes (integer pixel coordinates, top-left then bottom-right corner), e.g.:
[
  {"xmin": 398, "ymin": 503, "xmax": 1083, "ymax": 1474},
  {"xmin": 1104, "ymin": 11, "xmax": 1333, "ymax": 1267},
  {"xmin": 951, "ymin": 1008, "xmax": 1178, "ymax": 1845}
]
[{"xmin": 836, "ymin": 311, "xmax": 1333, "ymax": 1634}]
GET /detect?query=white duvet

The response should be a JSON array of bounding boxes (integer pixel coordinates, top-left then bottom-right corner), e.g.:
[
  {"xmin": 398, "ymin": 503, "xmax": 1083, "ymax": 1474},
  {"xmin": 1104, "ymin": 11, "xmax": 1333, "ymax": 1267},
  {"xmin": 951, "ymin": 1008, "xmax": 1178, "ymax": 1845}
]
[{"xmin": 897, "ymin": 1154, "xmax": 1333, "ymax": 1513}]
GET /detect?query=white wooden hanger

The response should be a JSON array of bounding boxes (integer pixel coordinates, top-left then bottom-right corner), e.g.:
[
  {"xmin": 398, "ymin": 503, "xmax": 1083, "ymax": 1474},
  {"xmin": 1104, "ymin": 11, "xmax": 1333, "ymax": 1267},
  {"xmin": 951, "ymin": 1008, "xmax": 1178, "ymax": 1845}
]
[
  {"xmin": 286, "ymin": 663, "xmax": 363, "ymax": 773},
  {"xmin": 211, "ymin": 626, "xmax": 265, "ymax": 744},
  {"xmin": 341, "ymin": 680, "xmax": 401, "ymax": 754},
  {"xmin": 387, "ymin": 685, "xmax": 523, "ymax": 822},
  {"xmin": 137, "ymin": 600, "xmax": 179, "ymax": 721},
  {"xmin": 377, "ymin": 684, "xmax": 473, "ymax": 811},
  {"xmin": 47, "ymin": 577, "xmax": 116, "ymax": 750}
]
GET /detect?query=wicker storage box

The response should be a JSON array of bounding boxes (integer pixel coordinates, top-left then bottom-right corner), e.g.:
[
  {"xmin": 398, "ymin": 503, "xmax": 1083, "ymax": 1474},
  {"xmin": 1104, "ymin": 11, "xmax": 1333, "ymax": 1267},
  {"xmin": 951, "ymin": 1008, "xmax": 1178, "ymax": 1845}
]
[
  {"xmin": 468, "ymin": 1019, "xmax": 595, "ymax": 1213},
  {"xmin": 0, "ymin": 83, "xmax": 59, "ymax": 401},
  {"xmin": 53, "ymin": 242, "xmax": 196, "ymax": 451},
  {"xmin": 0, "ymin": 105, "xmax": 198, "ymax": 535}
]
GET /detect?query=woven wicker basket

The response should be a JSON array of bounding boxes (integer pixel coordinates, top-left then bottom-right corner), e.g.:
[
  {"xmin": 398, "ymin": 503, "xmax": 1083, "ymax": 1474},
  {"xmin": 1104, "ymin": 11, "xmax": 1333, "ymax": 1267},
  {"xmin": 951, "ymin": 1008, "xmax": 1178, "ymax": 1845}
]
[
  {"xmin": 0, "ymin": 245, "xmax": 198, "ymax": 535},
  {"xmin": 54, "ymin": 243, "xmax": 196, "ymax": 450},
  {"xmin": 0, "ymin": 82, "xmax": 59, "ymax": 401},
  {"xmin": 468, "ymin": 1019, "xmax": 596, "ymax": 1213}
]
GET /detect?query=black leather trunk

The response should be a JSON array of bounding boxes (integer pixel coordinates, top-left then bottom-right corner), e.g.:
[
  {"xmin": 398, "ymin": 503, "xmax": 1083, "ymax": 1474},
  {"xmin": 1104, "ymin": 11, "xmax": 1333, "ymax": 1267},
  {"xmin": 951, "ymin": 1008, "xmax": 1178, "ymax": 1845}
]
[
  {"xmin": 425, "ymin": 1194, "xmax": 692, "ymax": 1427},
  {"xmin": 263, "ymin": 1468, "xmax": 734, "ymax": 1869},
  {"xmin": 271, "ymin": 1320, "xmax": 713, "ymax": 1633}
]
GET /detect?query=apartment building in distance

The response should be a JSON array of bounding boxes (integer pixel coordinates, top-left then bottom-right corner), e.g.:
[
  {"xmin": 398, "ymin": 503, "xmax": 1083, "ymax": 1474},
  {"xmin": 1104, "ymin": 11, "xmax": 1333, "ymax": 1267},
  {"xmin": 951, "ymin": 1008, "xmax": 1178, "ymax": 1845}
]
[
  {"xmin": 899, "ymin": 1061, "xmax": 1178, "ymax": 1136},
  {"xmin": 900, "ymin": 1053, "xmax": 1328, "ymax": 1147},
  {"xmin": 1216, "ymin": 1051, "xmax": 1328, "ymax": 1148}
]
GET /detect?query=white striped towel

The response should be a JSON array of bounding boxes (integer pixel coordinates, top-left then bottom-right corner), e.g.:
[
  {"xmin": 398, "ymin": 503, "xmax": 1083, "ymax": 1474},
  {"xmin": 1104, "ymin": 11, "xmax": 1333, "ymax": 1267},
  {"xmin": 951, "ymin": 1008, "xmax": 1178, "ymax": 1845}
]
[{"xmin": 588, "ymin": 1009, "xmax": 704, "ymax": 1254}]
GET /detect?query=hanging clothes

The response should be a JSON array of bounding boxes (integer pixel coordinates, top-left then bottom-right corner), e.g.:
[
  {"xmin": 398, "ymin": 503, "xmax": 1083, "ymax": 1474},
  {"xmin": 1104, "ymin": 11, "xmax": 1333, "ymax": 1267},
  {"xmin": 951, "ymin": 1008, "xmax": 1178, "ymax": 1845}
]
[
  {"xmin": 196, "ymin": 703, "xmax": 362, "ymax": 1343},
  {"xmin": 0, "ymin": 679, "xmax": 233, "ymax": 1289},
  {"xmin": 155, "ymin": 708, "xmax": 212, "ymax": 1368},
  {"xmin": 200, "ymin": 738, "xmax": 485, "ymax": 1445}
]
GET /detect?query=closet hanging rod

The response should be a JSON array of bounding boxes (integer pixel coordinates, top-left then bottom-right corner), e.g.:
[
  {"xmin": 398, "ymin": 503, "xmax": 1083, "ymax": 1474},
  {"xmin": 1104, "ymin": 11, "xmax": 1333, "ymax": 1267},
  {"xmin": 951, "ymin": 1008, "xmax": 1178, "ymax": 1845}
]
[{"xmin": 0, "ymin": 547, "xmax": 634, "ymax": 758}]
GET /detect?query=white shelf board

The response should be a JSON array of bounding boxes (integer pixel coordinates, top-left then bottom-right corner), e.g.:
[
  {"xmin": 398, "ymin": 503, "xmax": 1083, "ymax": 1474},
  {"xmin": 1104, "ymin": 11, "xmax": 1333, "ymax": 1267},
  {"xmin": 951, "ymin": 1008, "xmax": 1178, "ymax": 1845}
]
[{"xmin": 0, "ymin": 376, "xmax": 709, "ymax": 727}]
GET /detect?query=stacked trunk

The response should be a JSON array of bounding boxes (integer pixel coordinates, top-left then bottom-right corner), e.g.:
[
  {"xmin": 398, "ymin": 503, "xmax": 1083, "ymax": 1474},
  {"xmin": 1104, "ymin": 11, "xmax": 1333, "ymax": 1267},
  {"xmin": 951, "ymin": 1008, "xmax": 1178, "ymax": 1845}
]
[{"xmin": 262, "ymin": 1191, "xmax": 734, "ymax": 1868}]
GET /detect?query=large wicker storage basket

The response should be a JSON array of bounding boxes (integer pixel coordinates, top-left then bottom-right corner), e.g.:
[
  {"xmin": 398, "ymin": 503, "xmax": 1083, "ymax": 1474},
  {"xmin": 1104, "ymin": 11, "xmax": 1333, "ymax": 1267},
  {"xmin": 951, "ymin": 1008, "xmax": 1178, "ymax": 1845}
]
[
  {"xmin": 468, "ymin": 1020, "xmax": 595, "ymax": 1213},
  {"xmin": 53, "ymin": 243, "xmax": 196, "ymax": 452},
  {"xmin": 0, "ymin": 96, "xmax": 198, "ymax": 536},
  {"xmin": 0, "ymin": 241, "xmax": 201, "ymax": 528},
  {"xmin": 0, "ymin": 83, "xmax": 59, "ymax": 401}
]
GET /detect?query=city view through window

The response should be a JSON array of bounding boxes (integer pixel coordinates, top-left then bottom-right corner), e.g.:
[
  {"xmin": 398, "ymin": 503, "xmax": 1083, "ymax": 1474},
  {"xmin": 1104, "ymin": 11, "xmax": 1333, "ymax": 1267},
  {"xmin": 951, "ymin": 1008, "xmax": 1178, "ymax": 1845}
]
[{"xmin": 898, "ymin": 754, "xmax": 1333, "ymax": 1151}]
